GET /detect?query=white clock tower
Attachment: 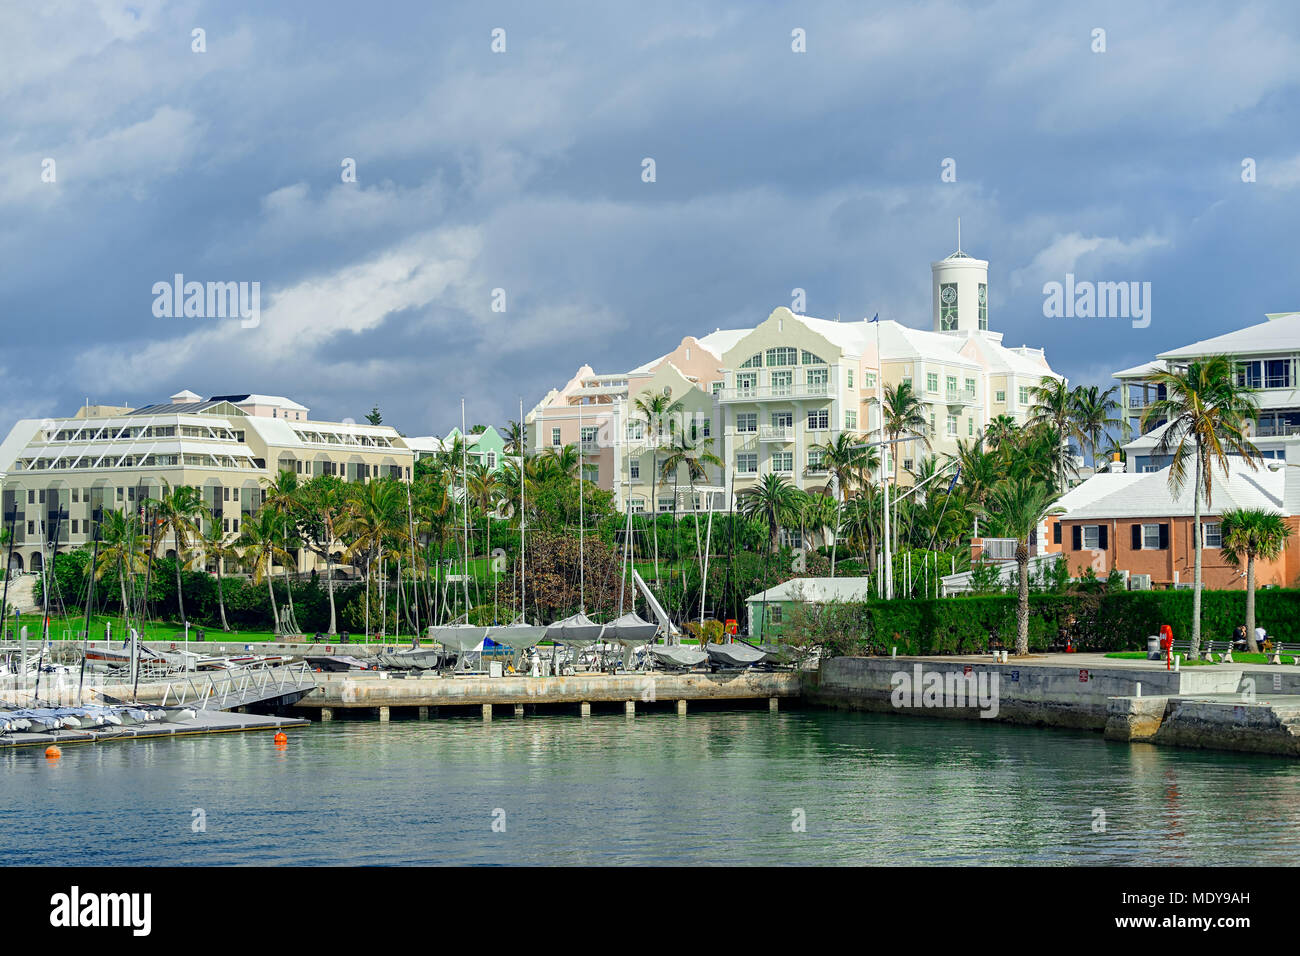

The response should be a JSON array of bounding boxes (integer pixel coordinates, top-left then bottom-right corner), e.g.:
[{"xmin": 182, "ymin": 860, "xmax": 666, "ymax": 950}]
[{"xmin": 931, "ymin": 221, "xmax": 990, "ymax": 335}]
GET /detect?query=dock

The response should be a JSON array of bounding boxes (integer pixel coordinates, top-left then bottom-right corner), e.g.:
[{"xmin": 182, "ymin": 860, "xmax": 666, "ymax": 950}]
[
  {"xmin": 297, "ymin": 670, "xmax": 802, "ymax": 720},
  {"xmin": 0, "ymin": 709, "xmax": 308, "ymax": 749}
]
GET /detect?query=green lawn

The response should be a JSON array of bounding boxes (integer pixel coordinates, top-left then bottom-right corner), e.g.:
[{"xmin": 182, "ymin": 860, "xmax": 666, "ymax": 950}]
[{"xmin": 1105, "ymin": 650, "xmax": 1296, "ymax": 666}]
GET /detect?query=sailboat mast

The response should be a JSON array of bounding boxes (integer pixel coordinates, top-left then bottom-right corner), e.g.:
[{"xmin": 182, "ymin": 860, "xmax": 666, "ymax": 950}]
[
  {"xmin": 460, "ymin": 398, "xmax": 471, "ymax": 619},
  {"xmin": 578, "ymin": 400, "xmax": 585, "ymax": 614},
  {"xmin": 519, "ymin": 398, "xmax": 527, "ymax": 623},
  {"xmin": 406, "ymin": 478, "xmax": 419, "ymax": 636}
]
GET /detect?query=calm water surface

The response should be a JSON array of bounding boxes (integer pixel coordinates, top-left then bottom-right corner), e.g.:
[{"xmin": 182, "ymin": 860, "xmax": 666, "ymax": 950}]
[{"xmin": 5, "ymin": 708, "xmax": 1299, "ymax": 865}]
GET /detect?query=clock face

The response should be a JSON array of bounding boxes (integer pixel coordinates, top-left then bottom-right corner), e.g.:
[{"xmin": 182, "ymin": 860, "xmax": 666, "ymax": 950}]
[{"xmin": 941, "ymin": 286, "xmax": 957, "ymax": 304}]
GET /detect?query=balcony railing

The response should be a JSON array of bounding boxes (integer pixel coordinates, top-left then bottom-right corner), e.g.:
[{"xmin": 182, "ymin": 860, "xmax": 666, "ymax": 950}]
[
  {"xmin": 945, "ymin": 388, "xmax": 978, "ymax": 405},
  {"xmin": 719, "ymin": 382, "xmax": 834, "ymax": 402},
  {"xmin": 759, "ymin": 425, "xmax": 794, "ymax": 442}
]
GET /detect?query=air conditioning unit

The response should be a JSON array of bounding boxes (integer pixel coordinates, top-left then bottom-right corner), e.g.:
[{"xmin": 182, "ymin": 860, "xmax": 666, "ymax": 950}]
[{"xmin": 1129, "ymin": 574, "xmax": 1152, "ymax": 591}]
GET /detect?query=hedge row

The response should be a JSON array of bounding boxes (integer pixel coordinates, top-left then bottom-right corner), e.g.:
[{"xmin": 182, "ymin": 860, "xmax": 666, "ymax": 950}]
[{"xmin": 853, "ymin": 588, "xmax": 1300, "ymax": 655}]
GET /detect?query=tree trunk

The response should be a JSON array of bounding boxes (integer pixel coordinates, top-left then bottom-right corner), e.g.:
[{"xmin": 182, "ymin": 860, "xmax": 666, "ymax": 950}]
[
  {"xmin": 174, "ymin": 551, "xmax": 186, "ymax": 625},
  {"xmin": 1245, "ymin": 555, "xmax": 1259, "ymax": 652},
  {"xmin": 216, "ymin": 561, "xmax": 230, "ymax": 631},
  {"xmin": 830, "ymin": 485, "xmax": 841, "ymax": 578},
  {"xmin": 325, "ymin": 547, "xmax": 337, "ymax": 634},
  {"xmin": 1016, "ymin": 541, "xmax": 1030, "ymax": 656},
  {"xmin": 1191, "ymin": 451, "xmax": 1203, "ymax": 658},
  {"xmin": 266, "ymin": 552, "xmax": 281, "ymax": 635}
]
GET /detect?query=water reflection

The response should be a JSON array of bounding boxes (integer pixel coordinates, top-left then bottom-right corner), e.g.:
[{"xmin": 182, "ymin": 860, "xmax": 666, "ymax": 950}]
[{"xmin": 5, "ymin": 709, "xmax": 1300, "ymax": 865}]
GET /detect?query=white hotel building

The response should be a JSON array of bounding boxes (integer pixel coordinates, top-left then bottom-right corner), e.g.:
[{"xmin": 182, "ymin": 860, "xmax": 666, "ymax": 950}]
[
  {"xmin": 528, "ymin": 243, "xmax": 1062, "ymax": 514},
  {"xmin": 0, "ymin": 390, "xmax": 413, "ymax": 575}
]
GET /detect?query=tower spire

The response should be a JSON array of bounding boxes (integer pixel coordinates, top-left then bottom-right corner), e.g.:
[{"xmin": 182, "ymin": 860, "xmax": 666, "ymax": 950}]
[{"xmin": 956, "ymin": 217, "xmax": 961, "ymax": 253}]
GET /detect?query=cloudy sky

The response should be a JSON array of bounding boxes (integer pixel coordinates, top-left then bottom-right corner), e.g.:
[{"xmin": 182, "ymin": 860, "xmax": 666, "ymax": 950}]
[{"xmin": 3, "ymin": 0, "xmax": 1299, "ymax": 436}]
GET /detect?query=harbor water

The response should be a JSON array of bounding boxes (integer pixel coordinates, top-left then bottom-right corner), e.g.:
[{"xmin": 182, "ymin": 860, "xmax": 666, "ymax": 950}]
[{"xmin": 6, "ymin": 707, "xmax": 1300, "ymax": 865}]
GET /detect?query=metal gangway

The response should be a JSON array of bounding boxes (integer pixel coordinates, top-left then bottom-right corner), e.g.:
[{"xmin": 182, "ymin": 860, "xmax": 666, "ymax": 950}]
[{"xmin": 145, "ymin": 661, "xmax": 317, "ymax": 712}]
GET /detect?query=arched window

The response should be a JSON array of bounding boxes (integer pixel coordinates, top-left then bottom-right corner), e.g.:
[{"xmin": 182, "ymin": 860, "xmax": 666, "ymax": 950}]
[{"xmin": 739, "ymin": 353, "xmax": 762, "ymax": 369}]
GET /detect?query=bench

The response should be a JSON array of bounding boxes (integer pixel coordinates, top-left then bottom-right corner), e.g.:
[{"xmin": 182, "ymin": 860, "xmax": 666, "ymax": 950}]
[
  {"xmin": 1269, "ymin": 642, "xmax": 1300, "ymax": 665},
  {"xmin": 1170, "ymin": 641, "xmax": 1192, "ymax": 662},
  {"xmin": 1202, "ymin": 640, "xmax": 1233, "ymax": 663}
]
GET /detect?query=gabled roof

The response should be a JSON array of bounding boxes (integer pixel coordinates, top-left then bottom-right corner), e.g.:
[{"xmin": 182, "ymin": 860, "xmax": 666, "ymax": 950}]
[
  {"xmin": 1158, "ymin": 312, "xmax": 1300, "ymax": 360},
  {"xmin": 1112, "ymin": 359, "xmax": 1166, "ymax": 379},
  {"xmin": 210, "ymin": 393, "xmax": 309, "ymax": 411},
  {"xmin": 1063, "ymin": 457, "xmax": 1285, "ymax": 520},
  {"xmin": 746, "ymin": 576, "xmax": 874, "ymax": 603}
]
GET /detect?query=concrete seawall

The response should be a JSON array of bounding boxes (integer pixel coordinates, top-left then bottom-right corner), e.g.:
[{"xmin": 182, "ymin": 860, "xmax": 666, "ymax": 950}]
[
  {"xmin": 809, "ymin": 656, "xmax": 1239, "ymax": 730},
  {"xmin": 810, "ymin": 655, "xmax": 1300, "ymax": 757}
]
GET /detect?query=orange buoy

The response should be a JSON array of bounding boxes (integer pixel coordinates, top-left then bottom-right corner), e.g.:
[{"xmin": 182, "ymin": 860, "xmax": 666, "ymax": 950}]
[
  {"xmin": 273, "ymin": 731, "xmax": 288, "ymax": 744},
  {"xmin": 45, "ymin": 746, "xmax": 61, "ymax": 759}
]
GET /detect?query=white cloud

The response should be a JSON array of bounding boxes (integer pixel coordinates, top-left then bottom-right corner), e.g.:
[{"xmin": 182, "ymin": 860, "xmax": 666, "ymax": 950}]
[{"xmin": 1011, "ymin": 233, "xmax": 1170, "ymax": 289}]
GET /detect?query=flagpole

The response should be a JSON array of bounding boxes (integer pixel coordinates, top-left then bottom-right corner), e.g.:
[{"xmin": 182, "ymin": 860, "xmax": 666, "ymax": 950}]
[{"xmin": 875, "ymin": 316, "xmax": 892, "ymax": 600}]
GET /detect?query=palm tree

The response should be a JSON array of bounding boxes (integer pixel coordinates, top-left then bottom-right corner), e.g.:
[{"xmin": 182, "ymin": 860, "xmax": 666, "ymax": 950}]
[
  {"xmin": 658, "ymin": 433, "xmax": 724, "ymax": 578},
  {"xmin": 1027, "ymin": 376, "xmax": 1077, "ymax": 490},
  {"xmin": 198, "ymin": 521, "xmax": 239, "ymax": 631},
  {"xmin": 633, "ymin": 389, "xmax": 684, "ymax": 584},
  {"xmin": 956, "ymin": 437, "xmax": 1000, "ymax": 518},
  {"xmin": 153, "ymin": 482, "xmax": 208, "ymax": 627},
  {"xmin": 502, "ymin": 419, "xmax": 525, "ymax": 456},
  {"xmin": 737, "ymin": 473, "xmax": 802, "ymax": 552},
  {"xmin": 985, "ymin": 414, "xmax": 1019, "ymax": 456},
  {"xmin": 340, "ymin": 479, "xmax": 408, "ymax": 637},
  {"xmin": 880, "ymin": 381, "xmax": 930, "ymax": 489},
  {"xmin": 297, "ymin": 474, "xmax": 349, "ymax": 634},
  {"xmin": 1144, "ymin": 355, "xmax": 1261, "ymax": 658},
  {"xmin": 237, "ymin": 509, "xmax": 293, "ymax": 635},
  {"xmin": 94, "ymin": 510, "xmax": 147, "ymax": 623},
  {"xmin": 1071, "ymin": 384, "xmax": 1122, "ymax": 467},
  {"xmin": 810, "ymin": 431, "xmax": 871, "ymax": 576},
  {"xmin": 801, "ymin": 492, "xmax": 840, "ymax": 551},
  {"xmin": 1219, "ymin": 508, "xmax": 1292, "ymax": 652},
  {"xmin": 977, "ymin": 477, "xmax": 1064, "ymax": 655},
  {"xmin": 261, "ymin": 469, "xmax": 303, "ymax": 632}
]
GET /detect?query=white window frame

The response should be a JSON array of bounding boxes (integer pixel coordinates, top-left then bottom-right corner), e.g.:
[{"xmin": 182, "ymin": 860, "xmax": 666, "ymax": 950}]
[
  {"xmin": 1202, "ymin": 522, "xmax": 1221, "ymax": 549},
  {"xmin": 1141, "ymin": 523, "xmax": 1161, "ymax": 550},
  {"xmin": 1082, "ymin": 525, "xmax": 1100, "ymax": 550}
]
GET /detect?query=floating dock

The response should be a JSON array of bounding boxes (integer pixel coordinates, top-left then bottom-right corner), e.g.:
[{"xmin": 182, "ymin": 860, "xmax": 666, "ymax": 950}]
[{"xmin": 0, "ymin": 709, "xmax": 308, "ymax": 749}]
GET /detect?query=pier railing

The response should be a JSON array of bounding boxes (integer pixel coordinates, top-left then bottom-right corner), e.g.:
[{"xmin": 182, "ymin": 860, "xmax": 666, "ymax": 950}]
[{"xmin": 157, "ymin": 661, "xmax": 317, "ymax": 711}]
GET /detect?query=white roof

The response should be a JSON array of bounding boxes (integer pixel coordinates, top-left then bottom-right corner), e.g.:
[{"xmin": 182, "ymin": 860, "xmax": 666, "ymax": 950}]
[
  {"xmin": 1158, "ymin": 312, "xmax": 1300, "ymax": 361},
  {"xmin": 628, "ymin": 328, "xmax": 752, "ymax": 375},
  {"xmin": 0, "ymin": 420, "xmax": 43, "ymax": 473},
  {"xmin": 237, "ymin": 394, "xmax": 309, "ymax": 411},
  {"xmin": 695, "ymin": 328, "xmax": 752, "ymax": 360},
  {"xmin": 1053, "ymin": 470, "xmax": 1148, "ymax": 512},
  {"xmin": 170, "ymin": 388, "xmax": 201, "ymax": 403},
  {"xmin": 1064, "ymin": 457, "xmax": 1285, "ymax": 520},
  {"xmin": 747, "ymin": 576, "xmax": 874, "ymax": 604},
  {"xmin": 1112, "ymin": 359, "xmax": 1166, "ymax": 379}
]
